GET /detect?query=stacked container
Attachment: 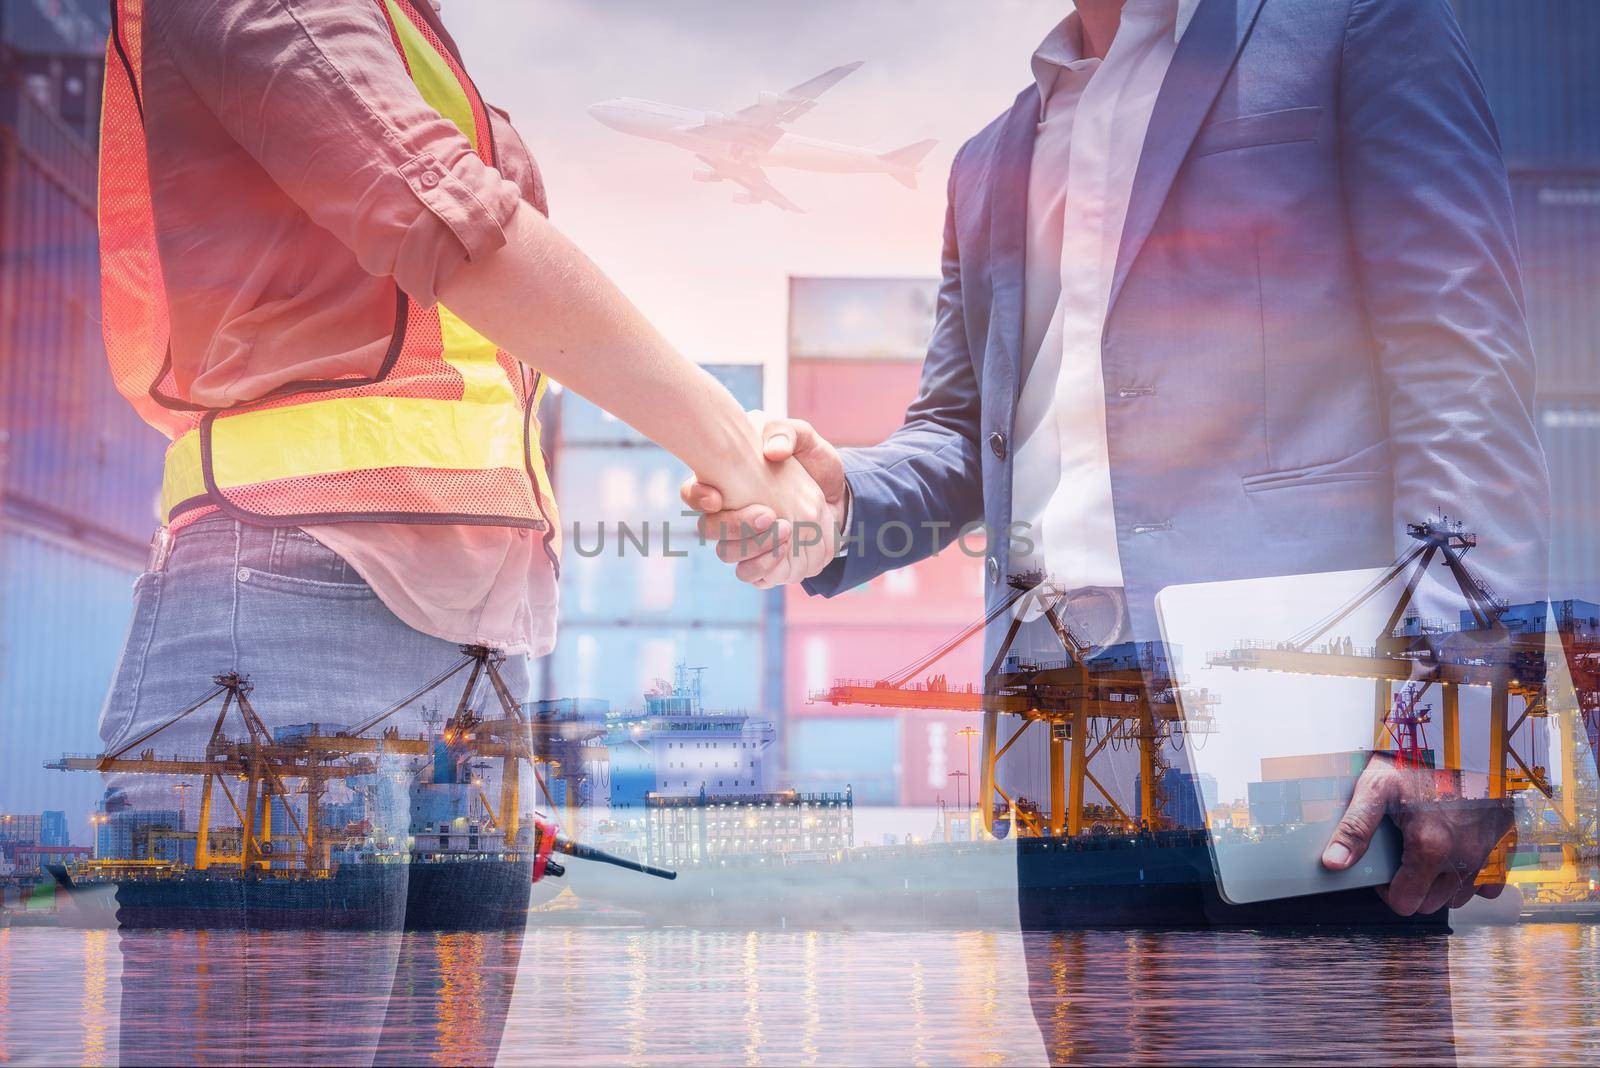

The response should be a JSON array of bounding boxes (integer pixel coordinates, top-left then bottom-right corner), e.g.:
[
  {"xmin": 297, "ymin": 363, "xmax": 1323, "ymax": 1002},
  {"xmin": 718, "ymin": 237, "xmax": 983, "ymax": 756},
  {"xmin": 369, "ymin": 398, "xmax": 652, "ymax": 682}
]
[
  {"xmin": 1, "ymin": 6, "xmax": 167, "ymax": 849},
  {"xmin": 783, "ymin": 277, "xmax": 986, "ymax": 807},
  {"xmin": 1454, "ymin": 1, "xmax": 1600, "ymax": 603},
  {"xmin": 540, "ymin": 365, "xmax": 783, "ymax": 724}
]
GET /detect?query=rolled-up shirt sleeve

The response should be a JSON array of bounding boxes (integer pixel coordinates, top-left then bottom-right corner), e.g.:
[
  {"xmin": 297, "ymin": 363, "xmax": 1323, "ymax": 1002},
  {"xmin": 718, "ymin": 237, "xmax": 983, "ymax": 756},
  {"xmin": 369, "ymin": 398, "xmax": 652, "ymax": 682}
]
[{"xmin": 147, "ymin": 0, "xmax": 522, "ymax": 304}]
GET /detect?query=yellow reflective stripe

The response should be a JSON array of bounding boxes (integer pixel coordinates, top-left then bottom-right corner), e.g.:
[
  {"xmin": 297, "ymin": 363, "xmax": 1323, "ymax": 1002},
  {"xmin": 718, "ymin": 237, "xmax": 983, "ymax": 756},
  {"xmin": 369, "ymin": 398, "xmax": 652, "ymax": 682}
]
[
  {"xmin": 161, "ymin": 431, "xmax": 204, "ymax": 519},
  {"xmin": 384, "ymin": 0, "xmax": 477, "ymax": 151},
  {"xmin": 438, "ymin": 305, "xmax": 515, "ymax": 405},
  {"xmin": 160, "ymin": 396, "xmax": 526, "ymax": 519}
]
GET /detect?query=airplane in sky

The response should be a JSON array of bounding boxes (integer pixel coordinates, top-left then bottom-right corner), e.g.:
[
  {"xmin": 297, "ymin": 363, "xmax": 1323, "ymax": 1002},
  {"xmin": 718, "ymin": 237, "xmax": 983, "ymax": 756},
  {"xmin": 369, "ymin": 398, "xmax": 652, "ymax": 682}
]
[{"xmin": 586, "ymin": 62, "xmax": 937, "ymax": 213}]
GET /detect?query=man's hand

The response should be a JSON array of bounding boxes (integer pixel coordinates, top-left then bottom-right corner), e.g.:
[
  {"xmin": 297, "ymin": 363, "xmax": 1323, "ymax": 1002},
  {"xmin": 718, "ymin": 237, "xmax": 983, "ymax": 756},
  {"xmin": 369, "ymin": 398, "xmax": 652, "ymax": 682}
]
[
  {"xmin": 681, "ymin": 416, "xmax": 848, "ymax": 588},
  {"xmin": 1322, "ymin": 755, "xmax": 1515, "ymax": 916}
]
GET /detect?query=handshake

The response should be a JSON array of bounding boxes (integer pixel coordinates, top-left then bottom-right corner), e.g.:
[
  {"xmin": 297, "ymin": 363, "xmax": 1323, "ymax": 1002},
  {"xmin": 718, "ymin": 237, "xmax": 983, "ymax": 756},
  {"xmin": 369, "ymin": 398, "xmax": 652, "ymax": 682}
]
[{"xmin": 680, "ymin": 414, "xmax": 848, "ymax": 589}]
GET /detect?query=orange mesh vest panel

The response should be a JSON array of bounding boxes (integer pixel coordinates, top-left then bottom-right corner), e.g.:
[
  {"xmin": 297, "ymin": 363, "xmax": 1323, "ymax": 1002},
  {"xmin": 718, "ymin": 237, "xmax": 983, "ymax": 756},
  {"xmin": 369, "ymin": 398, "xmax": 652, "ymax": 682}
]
[{"xmin": 99, "ymin": 0, "xmax": 560, "ymax": 564}]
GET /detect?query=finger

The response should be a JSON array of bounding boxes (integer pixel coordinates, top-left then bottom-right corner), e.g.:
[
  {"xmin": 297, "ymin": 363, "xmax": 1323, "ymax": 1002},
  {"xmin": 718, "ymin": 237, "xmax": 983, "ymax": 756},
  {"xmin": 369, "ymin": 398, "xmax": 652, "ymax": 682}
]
[
  {"xmin": 1476, "ymin": 880, "xmax": 1506, "ymax": 900},
  {"xmin": 1323, "ymin": 761, "xmax": 1399, "ymax": 869},
  {"xmin": 717, "ymin": 521, "xmax": 791, "ymax": 564},
  {"xmin": 1418, "ymin": 871, "xmax": 1462, "ymax": 916},
  {"xmin": 762, "ymin": 418, "xmax": 819, "ymax": 464},
  {"xmin": 1448, "ymin": 880, "xmax": 1479, "ymax": 910},
  {"xmin": 698, "ymin": 504, "xmax": 776, "ymax": 544},
  {"xmin": 680, "ymin": 477, "xmax": 724, "ymax": 514},
  {"xmin": 1378, "ymin": 855, "xmax": 1438, "ymax": 917},
  {"xmin": 736, "ymin": 540, "xmax": 792, "ymax": 586}
]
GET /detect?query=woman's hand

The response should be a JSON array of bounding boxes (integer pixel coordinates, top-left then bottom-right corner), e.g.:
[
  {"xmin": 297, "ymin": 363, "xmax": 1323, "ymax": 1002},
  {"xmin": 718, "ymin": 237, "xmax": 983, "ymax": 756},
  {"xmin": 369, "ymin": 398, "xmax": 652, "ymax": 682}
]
[{"xmin": 684, "ymin": 416, "xmax": 845, "ymax": 588}]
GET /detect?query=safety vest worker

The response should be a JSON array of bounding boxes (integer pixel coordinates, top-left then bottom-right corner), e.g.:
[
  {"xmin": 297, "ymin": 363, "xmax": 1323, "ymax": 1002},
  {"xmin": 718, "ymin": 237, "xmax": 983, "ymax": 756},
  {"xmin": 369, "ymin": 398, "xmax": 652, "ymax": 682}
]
[{"xmin": 98, "ymin": 0, "xmax": 559, "ymax": 559}]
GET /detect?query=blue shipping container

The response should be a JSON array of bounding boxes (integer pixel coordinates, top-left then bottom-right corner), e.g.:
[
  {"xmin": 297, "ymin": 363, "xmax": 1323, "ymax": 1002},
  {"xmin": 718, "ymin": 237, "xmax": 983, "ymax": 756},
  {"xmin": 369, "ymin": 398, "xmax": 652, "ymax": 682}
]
[
  {"xmin": 1454, "ymin": 0, "xmax": 1600, "ymax": 170},
  {"xmin": 785, "ymin": 717, "xmax": 900, "ymax": 806},
  {"xmin": 553, "ymin": 443, "xmax": 693, "ymax": 530},
  {"xmin": 553, "ymin": 364, "xmax": 764, "ymax": 447},
  {"xmin": 546, "ymin": 621, "xmax": 766, "ymax": 714},
  {"xmin": 0, "ymin": 524, "xmax": 140, "ymax": 847},
  {"xmin": 1, "ymin": 84, "xmax": 165, "ymax": 544},
  {"xmin": 562, "ymin": 535, "xmax": 766, "ymax": 625},
  {"xmin": 1513, "ymin": 174, "xmax": 1600, "ymax": 398},
  {"xmin": 1538, "ymin": 405, "xmax": 1600, "ymax": 602}
]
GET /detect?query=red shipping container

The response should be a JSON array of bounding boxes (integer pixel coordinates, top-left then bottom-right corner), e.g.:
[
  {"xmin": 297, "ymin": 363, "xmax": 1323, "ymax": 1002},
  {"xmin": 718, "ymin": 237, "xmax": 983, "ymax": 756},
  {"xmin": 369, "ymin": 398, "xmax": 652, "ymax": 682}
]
[
  {"xmin": 784, "ymin": 623, "xmax": 984, "ymax": 720},
  {"xmin": 898, "ymin": 708, "xmax": 987, "ymax": 808},
  {"xmin": 784, "ymin": 543, "xmax": 984, "ymax": 628},
  {"xmin": 788, "ymin": 359, "xmax": 927, "ymax": 448}
]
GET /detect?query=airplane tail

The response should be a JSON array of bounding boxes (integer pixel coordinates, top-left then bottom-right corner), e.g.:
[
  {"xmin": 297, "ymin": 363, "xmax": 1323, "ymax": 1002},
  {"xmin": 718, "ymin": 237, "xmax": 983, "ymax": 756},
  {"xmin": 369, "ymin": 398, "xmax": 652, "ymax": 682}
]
[{"xmin": 879, "ymin": 139, "xmax": 938, "ymax": 189}]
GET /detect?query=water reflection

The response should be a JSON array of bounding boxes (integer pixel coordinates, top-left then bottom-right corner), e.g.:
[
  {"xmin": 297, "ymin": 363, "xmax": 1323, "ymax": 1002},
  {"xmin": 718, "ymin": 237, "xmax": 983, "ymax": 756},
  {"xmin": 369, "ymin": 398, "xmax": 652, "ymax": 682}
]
[{"xmin": 2, "ymin": 925, "xmax": 1598, "ymax": 1064}]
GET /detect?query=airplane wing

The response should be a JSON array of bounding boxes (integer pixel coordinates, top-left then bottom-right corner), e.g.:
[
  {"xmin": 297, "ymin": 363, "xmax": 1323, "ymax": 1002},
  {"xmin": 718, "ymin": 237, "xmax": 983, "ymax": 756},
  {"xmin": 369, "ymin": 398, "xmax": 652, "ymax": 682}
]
[
  {"xmin": 686, "ymin": 61, "xmax": 863, "ymax": 150},
  {"xmin": 694, "ymin": 155, "xmax": 804, "ymax": 213}
]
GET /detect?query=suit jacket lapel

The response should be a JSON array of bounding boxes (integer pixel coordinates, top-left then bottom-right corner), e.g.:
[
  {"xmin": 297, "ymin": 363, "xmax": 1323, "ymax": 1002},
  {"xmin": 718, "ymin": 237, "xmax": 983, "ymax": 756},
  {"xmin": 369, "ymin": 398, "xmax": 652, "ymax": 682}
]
[
  {"xmin": 988, "ymin": 85, "xmax": 1040, "ymax": 404},
  {"xmin": 1108, "ymin": 0, "xmax": 1267, "ymax": 316}
]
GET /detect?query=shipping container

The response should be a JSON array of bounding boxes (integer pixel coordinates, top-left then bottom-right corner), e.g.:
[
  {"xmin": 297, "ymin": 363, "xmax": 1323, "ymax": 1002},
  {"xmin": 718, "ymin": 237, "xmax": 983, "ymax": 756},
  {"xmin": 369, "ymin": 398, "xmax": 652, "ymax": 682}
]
[
  {"xmin": 1453, "ymin": 0, "xmax": 1600, "ymax": 171},
  {"xmin": 0, "ymin": 523, "xmax": 140, "ymax": 847},
  {"xmin": 898, "ymin": 708, "xmax": 985, "ymax": 808},
  {"xmin": 788, "ymin": 277, "xmax": 937, "ymax": 363},
  {"xmin": 1298, "ymin": 799, "xmax": 1344, "ymax": 825},
  {"xmin": 1247, "ymin": 778, "xmax": 1302, "ymax": 804},
  {"xmin": 1512, "ymin": 174, "xmax": 1600, "ymax": 398},
  {"xmin": 1537, "ymin": 405, "xmax": 1600, "ymax": 602},
  {"xmin": 545, "ymin": 621, "xmax": 766, "ymax": 714},
  {"xmin": 1258, "ymin": 751, "xmax": 1370, "ymax": 783},
  {"xmin": 561, "ymin": 534, "xmax": 766, "ymax": 625},
  {"xmin": 788, "ymin": 358, "xmax": 930, "ymax": 448},
  {"xmin": 783, "ymin": 622, "xmax": 984, "ymax": 717},
  {"xmin": 552, "ymin": 442, "xmax": 695, "ymax": 531},
  {"xmin": 551, "ymin": 363, "xmax": 764, "ymax": 447},
  {"xmin": 785, "ymin": 715, "xmax": 900, "ymax": 806},
  {"xmin": 783, "ymin": 540, "xmax": 983, "ymax": 628},
  {"xmin": 1, "ymin": 83, "xmax": 164, "ymax": 544}
]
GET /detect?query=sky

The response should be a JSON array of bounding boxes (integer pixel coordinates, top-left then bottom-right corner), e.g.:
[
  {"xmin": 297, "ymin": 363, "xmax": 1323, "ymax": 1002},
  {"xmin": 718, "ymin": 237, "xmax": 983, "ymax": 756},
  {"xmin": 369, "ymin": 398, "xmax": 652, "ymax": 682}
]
[{"xmin": 446, "ymin": 0, "xmax": 1064, "ymax": 411}]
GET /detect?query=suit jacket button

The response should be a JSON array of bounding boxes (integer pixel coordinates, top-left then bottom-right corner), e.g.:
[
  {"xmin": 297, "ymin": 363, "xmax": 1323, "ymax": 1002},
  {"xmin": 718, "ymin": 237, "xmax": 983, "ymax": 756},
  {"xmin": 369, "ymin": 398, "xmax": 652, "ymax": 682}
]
[
  {"xmin": 988, "ymin": 431, "xmax": 1008, "ymax": 461},
  {"xmin": 986, "ymin": 556, "xmax": 1000, "ymax": 585}
]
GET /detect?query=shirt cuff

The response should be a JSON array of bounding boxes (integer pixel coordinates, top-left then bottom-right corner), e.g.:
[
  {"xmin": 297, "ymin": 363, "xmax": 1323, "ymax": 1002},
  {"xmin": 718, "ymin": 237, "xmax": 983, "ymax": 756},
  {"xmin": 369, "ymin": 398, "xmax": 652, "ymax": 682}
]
[
  {"xmin": 391, "ymin": 152, "xmax": 522, "ymax": 305},
  {"xmin": 835, "ymin": 480, "xmax": 854, "ymax": 558}
]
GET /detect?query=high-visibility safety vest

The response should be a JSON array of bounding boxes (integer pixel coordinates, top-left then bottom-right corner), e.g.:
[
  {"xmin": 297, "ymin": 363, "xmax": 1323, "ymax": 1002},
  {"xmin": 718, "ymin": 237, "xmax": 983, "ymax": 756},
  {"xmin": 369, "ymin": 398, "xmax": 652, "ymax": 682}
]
[{"xmin": 98, "ymin": 0, "xmax": 560, "ymax": 562}]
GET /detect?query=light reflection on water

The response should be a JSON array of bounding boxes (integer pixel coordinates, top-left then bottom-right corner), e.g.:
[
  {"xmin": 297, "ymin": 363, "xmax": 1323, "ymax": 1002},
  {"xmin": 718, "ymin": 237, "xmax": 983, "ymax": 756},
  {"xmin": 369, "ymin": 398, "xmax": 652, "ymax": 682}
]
[{"xmin": 0, "ymin": 925, "xmax": 1596, "ymax": 1065}]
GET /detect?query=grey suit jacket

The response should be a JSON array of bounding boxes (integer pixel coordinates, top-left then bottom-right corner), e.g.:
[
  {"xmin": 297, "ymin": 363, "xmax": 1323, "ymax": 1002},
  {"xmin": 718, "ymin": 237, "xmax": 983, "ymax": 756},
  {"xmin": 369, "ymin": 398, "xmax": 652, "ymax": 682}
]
[{"xmin": 806, "ymin": 0, "xmax": 1550, "ymax": 657}]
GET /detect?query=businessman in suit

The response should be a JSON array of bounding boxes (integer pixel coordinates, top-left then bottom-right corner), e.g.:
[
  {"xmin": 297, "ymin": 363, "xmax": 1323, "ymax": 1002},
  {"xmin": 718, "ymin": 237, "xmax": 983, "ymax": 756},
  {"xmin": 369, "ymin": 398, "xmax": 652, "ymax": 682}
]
[{"xmin": 686, "ymin": 0, "xmax": 1549, "ymax": 922}]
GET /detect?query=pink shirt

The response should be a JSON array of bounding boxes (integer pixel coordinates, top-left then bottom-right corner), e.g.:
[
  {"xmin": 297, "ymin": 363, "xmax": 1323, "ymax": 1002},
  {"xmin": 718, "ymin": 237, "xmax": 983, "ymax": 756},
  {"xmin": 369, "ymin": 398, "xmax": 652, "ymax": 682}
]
[{"xmin": 141, "ymin": 0, "xmax": 557, "ymax": 655}]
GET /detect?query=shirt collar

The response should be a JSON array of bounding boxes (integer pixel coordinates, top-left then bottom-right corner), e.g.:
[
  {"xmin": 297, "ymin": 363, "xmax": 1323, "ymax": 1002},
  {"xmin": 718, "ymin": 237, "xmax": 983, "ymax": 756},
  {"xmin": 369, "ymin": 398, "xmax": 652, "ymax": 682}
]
[{"xmin": 1031, "ymin": 0, "xmax": 1201, "ymax": 114}]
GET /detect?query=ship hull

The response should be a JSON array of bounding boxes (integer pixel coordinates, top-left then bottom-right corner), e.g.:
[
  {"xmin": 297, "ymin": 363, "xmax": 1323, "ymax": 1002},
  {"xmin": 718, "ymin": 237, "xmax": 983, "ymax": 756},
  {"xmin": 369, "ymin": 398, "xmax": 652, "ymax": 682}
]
[
  {"xmin": 403, "ymin": 858, "xmax": 536, "ymax": 930},
  {"xmin": 565, "ymin": 834, "xmax": 1444, "ymax": 930},
  {"xmin": 56, "ymin": 860, "xmax": 550, "ymax": 931}
]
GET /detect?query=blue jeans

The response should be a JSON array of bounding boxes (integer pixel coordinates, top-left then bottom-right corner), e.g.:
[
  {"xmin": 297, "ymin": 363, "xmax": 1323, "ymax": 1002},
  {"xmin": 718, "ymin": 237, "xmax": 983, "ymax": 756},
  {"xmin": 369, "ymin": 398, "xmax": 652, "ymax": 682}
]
[{"xmin": 98, "ymin": 515, "xmax": 531, "ymax": 1063}]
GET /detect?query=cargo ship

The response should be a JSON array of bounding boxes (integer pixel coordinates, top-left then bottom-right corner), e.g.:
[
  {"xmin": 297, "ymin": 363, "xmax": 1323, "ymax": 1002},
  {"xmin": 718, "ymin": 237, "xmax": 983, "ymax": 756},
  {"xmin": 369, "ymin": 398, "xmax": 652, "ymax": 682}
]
[
  {"xmin": 42, "ymin": 648, "xmax": 621, "ymax": 930},
  {"xmin": 47, "ymin": 795, "xmax": 552, "ymax": 931},
  {"xmin": 561, "ymin": 828, "xmax": 1437, "ymax": 930}
]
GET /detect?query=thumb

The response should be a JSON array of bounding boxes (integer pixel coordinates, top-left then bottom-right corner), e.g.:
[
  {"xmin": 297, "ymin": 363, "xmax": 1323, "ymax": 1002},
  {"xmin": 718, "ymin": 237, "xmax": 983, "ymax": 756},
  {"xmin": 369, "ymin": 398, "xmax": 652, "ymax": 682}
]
[
  {"xmin": 761, "ymin": 419, "xmax": 806, "ymax": 462},
  {"xmin": 1323, "ymin": 760, "xmax": 1400, "ymax": 870}
]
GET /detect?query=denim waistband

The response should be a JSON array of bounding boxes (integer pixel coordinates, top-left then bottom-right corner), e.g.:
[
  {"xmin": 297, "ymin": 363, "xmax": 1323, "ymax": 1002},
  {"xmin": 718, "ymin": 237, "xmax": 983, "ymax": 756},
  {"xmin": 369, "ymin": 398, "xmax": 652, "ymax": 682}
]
[{"xmin": 165, "ymin": 515, "xmax": 362, "ymax": 586}]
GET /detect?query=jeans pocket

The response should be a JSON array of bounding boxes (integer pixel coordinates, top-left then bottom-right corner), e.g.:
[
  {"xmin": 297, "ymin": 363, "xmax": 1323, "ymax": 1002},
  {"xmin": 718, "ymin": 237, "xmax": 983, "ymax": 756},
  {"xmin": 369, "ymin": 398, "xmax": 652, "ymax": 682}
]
[
  {"xmin": 97, "ymin": 570, "xmax": 165, "ymax": 752},
  {"xmin": 260, "ymin": 528, "xmax": 367, "ymax": 587}
]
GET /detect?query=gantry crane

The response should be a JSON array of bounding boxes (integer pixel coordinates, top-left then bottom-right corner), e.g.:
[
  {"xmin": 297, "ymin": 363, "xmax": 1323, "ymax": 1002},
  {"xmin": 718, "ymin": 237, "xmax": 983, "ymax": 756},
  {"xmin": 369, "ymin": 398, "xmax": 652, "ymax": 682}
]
[
  {"xmin": 813, "ymin": 570, "xmax": 1215, "ymax": 838},
  {"xmin": 50, "ymin": 645, "xmax": 609, "ymax": 873}
]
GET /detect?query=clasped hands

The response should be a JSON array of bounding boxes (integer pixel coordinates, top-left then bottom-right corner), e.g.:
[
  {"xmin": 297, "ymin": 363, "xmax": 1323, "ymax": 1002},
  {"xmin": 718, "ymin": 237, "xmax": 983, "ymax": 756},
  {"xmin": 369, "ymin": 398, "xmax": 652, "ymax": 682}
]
[{"xmin": 682, "ymin": 414, "xmax": 847, "ymax": 589}]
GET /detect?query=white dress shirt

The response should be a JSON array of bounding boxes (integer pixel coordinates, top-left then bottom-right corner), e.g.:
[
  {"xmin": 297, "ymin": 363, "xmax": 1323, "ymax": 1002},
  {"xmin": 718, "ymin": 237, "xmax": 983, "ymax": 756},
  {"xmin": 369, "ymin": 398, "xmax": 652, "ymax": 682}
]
[{"xmin": 1010, "ymin": 0, "xmax": 1198, "ymax": 591}]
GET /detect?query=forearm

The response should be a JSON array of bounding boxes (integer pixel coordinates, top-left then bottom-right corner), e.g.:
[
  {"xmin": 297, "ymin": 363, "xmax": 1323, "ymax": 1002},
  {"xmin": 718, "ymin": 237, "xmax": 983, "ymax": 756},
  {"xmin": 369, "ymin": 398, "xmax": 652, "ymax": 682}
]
[{"xmin": 437, "ymin": 202, "xmax": 766, "ymax": 505}]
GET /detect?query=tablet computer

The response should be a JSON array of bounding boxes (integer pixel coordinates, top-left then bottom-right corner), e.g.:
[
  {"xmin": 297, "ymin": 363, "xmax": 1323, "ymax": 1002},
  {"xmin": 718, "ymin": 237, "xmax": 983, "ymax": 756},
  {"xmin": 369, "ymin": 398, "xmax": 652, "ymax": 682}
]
[{"xmin": 1155, "ymin": 569, "xmax": 1405, "ymax": 905}]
